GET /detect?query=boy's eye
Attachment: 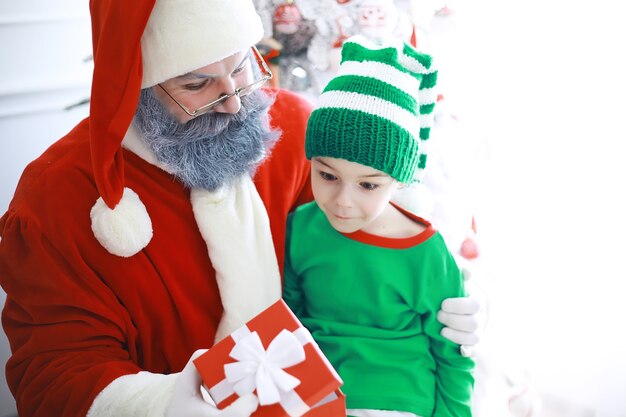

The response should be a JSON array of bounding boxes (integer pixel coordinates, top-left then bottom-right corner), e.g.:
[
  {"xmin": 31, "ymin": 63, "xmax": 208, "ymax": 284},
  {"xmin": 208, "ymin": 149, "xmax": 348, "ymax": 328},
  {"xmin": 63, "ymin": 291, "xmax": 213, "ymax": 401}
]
[
  {"xmin": 319, "ymin": 171, "xmax": 337, "ymax": 181},
  {"xmin": 360, "ymin": 182, "xmax": 379, "ymax": 191}
]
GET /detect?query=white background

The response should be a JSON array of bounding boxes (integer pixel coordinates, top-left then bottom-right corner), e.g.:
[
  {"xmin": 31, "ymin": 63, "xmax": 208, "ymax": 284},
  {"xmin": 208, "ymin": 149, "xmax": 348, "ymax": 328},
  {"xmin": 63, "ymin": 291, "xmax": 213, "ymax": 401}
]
[
  {"xmin": 1, "ymin": 0, "xmax": 626, "ymax": 416},
  {"xmin": 444, "ymin": 1, "xmax": 626, "ymax": 416}
]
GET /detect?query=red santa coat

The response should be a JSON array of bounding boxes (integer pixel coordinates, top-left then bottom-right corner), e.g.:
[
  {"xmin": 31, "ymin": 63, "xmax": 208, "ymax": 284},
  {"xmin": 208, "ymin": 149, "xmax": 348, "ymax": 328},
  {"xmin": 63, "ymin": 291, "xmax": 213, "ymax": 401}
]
[{"xmin": 0, "ymin": 88, "xmax": 313, "ymax": 417}]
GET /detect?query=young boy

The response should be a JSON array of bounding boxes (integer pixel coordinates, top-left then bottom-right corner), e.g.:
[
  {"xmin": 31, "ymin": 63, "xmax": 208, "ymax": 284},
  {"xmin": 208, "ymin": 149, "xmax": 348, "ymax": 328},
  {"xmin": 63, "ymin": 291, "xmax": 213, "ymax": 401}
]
[{"xmin": 283, "ymin": 35, "xmax": 475, "ymax": 417}]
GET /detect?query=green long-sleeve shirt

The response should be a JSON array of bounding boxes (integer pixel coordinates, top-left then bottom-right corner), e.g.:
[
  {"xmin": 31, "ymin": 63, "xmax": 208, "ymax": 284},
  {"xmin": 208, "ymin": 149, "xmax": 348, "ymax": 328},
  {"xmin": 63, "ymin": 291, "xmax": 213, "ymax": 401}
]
[{"xmin": 284, "ymin": 202, "xmax": 474, "ymax": 417}]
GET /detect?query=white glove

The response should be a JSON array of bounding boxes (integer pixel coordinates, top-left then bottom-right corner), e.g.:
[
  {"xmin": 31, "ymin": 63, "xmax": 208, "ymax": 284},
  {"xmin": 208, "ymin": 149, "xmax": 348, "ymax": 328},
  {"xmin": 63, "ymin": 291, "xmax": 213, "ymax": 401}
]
[
  {"xmin": 437, "ymin": 259, "xmax": 488, "ymax": 357},
  {"xmin": 166, "ymin": 349, "xmax": 259, "ymax": 417}
]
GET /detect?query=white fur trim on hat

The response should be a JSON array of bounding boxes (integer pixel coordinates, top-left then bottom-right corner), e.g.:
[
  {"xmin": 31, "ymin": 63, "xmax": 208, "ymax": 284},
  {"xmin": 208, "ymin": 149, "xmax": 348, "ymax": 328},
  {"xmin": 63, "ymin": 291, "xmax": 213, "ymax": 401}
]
[
  {"xmin": 91, "ymin": 187, "xmax": 153, "ymax": 257},
  {"xmin": 141, "ymin": 0, "xmax": 265, "ymax": 88}
]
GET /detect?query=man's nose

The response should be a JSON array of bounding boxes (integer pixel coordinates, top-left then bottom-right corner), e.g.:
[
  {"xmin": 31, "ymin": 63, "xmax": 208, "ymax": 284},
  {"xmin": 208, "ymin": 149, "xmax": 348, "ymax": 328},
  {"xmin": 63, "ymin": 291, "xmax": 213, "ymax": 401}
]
[{"xmin": 213, "ymin": 77, "xmax": 241, "ymax": 114}]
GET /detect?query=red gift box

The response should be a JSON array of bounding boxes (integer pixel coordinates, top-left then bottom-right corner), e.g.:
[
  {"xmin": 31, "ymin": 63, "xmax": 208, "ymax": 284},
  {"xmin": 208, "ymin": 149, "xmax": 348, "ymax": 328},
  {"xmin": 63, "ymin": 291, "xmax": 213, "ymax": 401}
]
[{"xmin": 194, "ymin": 299, "xmax": 345, "ymax": 417}]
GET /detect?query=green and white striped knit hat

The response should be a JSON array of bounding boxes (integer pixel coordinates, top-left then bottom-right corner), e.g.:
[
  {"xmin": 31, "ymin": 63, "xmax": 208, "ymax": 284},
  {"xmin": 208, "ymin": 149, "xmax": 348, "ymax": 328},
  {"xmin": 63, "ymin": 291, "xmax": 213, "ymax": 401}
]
[{"xmin": 305, "ymin": 35, "xmax": 438, "ymax": 183}]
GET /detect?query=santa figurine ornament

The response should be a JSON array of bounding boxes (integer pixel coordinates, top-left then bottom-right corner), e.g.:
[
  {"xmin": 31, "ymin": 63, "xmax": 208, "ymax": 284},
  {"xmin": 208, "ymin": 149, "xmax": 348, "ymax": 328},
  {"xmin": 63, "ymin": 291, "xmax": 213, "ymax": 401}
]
[
  {"xmin": 273, "ymin": 0, "xmax": 302, "ymax": 35},
  {"xmin": 356, "ymin": 0, "xmax": 400, "ymax": 41}
]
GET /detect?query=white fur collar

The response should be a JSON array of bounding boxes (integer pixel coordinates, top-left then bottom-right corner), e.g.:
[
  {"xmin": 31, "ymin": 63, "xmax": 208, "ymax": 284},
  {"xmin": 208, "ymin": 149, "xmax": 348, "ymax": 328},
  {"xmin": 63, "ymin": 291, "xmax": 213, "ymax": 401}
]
[
  {"xmin": 191, "ymin": 177, "xmax": 281, "ymax": 343},
  {"xmin": 121, "ymin": 122, "xmax": 281, "ymax": 342}
]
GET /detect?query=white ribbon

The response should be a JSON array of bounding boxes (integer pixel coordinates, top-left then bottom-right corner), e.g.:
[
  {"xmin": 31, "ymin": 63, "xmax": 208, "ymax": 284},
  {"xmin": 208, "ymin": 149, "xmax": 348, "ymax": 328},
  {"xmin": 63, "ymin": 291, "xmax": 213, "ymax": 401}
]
[{"xmin": 224, "ymin": 329, "xmax": 306, "ymax": 406}]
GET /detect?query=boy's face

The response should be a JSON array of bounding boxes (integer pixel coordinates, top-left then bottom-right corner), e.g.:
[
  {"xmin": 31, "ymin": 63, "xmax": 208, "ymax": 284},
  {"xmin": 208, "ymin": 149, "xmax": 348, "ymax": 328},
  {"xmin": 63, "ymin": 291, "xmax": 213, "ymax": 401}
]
[{"xmin": 311, "ymin": 157, "xmax": 400, "ymax": 234}]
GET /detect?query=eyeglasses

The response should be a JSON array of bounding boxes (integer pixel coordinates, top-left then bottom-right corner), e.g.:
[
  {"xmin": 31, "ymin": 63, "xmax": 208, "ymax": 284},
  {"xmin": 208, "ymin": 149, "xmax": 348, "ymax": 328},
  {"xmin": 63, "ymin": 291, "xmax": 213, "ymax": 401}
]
[{"xmin": 158, "ymin": 45, "xmax": 272, "ymax": 118}]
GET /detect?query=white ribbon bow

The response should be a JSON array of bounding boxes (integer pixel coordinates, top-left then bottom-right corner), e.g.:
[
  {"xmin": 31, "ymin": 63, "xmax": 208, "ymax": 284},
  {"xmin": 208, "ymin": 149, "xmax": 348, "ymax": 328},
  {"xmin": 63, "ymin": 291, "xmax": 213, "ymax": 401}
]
[{"xmin": 224, "ymin": 329, "xmax": 306, "ymax": 405}]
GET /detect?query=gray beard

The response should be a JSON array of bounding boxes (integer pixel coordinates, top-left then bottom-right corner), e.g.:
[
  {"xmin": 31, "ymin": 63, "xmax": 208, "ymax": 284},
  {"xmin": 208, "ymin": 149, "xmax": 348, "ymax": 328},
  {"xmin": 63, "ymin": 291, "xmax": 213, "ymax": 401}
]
[{"xmin": 132, "ymin": 88, "xmax": 280, "ymax": 191}]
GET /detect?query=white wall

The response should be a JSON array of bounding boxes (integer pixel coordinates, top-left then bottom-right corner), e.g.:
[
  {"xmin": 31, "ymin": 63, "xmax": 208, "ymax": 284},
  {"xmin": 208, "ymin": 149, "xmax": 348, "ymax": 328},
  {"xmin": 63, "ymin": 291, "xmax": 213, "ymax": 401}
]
[
  {"xmin": 0, "ymin": 0, "xmax": 92, "ymax": 213},
  {"xmin": 447, "ymin": 0, "xmax": 626, "ymax": 416}
]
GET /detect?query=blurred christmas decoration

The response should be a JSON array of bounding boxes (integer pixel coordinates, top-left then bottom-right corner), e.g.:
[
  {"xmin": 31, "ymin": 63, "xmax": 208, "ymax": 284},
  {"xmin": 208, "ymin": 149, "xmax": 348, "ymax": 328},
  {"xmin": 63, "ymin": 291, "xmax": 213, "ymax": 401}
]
[
  {"xmin": 272, "ymin": 0, "xmax": 302, "ymax": 35},
  {"xmin": 255, "ymin": 0, "xmax": 325, "ymax": 95},
  {"xmin": 355, "ymin": 0, "xmax": 401, "ymax": 41},
  {"xmin": 255, "ymin": 37, "xmax": 282, "ymax": 88}
]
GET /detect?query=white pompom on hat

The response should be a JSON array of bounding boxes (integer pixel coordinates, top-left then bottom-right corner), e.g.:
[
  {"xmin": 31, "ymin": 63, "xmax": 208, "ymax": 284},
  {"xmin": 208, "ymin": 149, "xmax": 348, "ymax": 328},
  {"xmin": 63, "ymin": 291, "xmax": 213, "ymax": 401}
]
[{"xmin": 88, "ymin": 0, "xmax": 265, "ymax": 257}]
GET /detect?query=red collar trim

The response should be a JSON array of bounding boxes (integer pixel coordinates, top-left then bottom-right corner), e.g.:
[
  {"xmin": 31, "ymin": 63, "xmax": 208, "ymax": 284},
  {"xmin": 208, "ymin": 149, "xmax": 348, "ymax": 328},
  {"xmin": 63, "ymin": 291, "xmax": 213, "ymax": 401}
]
[{"xmin": 341, "ymin": 202, "xmax": 437, "ymax": 249}]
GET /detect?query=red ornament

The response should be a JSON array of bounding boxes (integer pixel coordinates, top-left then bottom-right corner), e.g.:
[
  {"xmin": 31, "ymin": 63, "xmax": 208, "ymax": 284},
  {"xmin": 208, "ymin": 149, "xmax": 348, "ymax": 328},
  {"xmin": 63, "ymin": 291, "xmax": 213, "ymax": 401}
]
[
  {"xmin": 460, "ymin": 237, "xmax": 480, "ymax": 260},
  {"xmin": 273, "ymin": 2, "xmax": 302, "ymax": 35}
]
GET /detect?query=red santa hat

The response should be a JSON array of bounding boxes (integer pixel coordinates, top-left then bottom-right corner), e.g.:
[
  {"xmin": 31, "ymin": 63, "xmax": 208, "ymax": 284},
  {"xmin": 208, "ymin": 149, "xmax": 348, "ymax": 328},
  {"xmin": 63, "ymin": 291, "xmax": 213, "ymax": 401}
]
[{"xmin": 88, "ymin": 0, "xmax": 265, "ymax": 257}]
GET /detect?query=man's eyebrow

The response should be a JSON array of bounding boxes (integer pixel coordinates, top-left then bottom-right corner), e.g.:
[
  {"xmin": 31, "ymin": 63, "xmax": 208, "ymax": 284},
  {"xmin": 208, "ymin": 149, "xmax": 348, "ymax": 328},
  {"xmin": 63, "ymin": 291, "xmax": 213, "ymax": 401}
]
[
  {"xmin": 176, "ymin": 54, "xmax": 250, "ymax": 81},
  {"xmin": 177, "ymin": 72, "xmax": 215, "ymax": 81}
]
